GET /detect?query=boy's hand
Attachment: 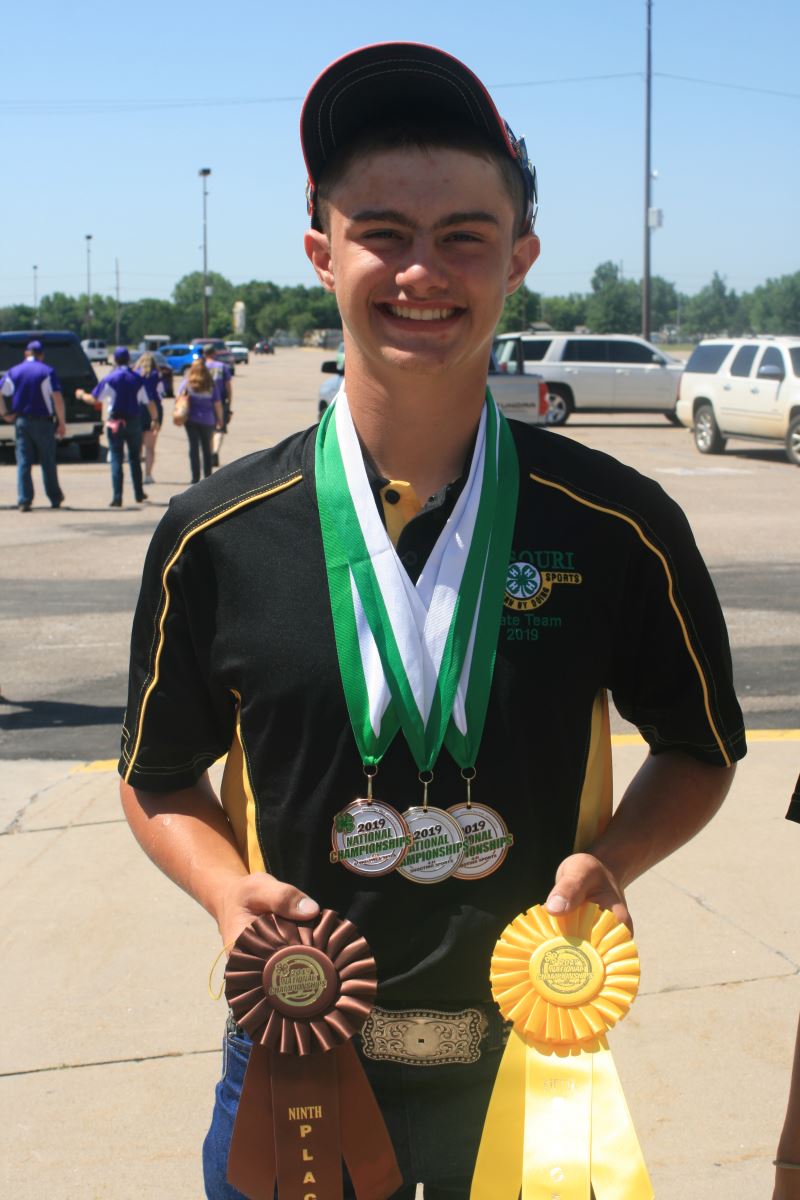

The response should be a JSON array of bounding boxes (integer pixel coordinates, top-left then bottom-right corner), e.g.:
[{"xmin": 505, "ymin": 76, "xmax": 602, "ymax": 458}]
[
  {"xmin": 545, "ymin": 851, "xmax": 631, "ymax": 932},
  {"xmin": 217, "ymin": 871, "xmax": 319, "ymax": 950}
]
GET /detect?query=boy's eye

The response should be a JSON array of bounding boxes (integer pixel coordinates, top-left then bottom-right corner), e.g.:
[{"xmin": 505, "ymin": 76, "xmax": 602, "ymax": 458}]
[
  {"xmin": 362, "ymin": 228, "xmax": 403, "ymax": 241},
  {"xmin": 445, "ymin": 231, "xmax": 483, "ymax": 243}
]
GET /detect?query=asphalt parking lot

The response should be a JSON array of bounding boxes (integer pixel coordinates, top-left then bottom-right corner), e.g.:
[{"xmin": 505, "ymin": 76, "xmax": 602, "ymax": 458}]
[{"xmin": 0, "ymin": 347, "xmax": 797, "ymax": 760}]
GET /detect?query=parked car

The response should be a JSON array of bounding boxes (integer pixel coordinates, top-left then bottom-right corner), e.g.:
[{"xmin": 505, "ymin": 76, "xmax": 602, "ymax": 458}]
[
  {"xmin": 254, "ymin": 339, "xmax": 275, "ymax": 355},
  {"xmin": 81, "ymin": 338, "xmax": 109, "ymax": 364},
  {"xmin": 676, "ymin": 336, "xmax": 800, "ymax": 466},
  {"xmin": 0, "ymin": 330, "xmax": 103, "ymax": 460},
  {"xmin": 159, "ymin": 343, "xmax": 198, "ymax": 374},
  {"xmin": 190, "ymin": 339, "xmax": 236, "ymax": 372},
  {"xmin": 493, "ymin": 332, "xmax": 683, "ymax": 425},
  {"xmin": 317, "ymin": 351, "xmax": 549, "ymax": 424},
  {"xmin": 225, "ymin": 340, "xmax": 250, "ymax": 365}
]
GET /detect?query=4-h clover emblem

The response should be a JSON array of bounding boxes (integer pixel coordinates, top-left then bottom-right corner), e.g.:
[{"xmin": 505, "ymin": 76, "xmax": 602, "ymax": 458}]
[
  {"xmin": 506, "ymin": 561, "xmax": 542, "ymax": 600},
  {"xmin": 335, "ymin": 811, "xmax": 356, "ymax": 834}
]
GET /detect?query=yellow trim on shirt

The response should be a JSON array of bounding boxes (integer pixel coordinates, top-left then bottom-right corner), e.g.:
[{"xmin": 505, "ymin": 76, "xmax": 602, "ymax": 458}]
[{"xmin": 123, "ymin": 474, "xmax": 303, "ymax": 784}]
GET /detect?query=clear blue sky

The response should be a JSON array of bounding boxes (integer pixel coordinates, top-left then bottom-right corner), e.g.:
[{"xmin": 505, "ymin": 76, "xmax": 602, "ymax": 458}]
[{"xmin": 2, "ymin": 0, "xmax": 797, "ymax": 308}]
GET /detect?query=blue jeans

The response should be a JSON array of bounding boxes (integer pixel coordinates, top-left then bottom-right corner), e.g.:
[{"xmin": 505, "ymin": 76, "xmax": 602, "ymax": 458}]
[
  {"xmin": 202, "ymin": 1027, "xmax": 502, "ymax": 1199},
  {"xmin": 107, "ymin": 420, "xmax": 144, "ymax": 501},
  {"xmin": 15, "ymin": 415, "xmax": 62, "ymax": 506}
]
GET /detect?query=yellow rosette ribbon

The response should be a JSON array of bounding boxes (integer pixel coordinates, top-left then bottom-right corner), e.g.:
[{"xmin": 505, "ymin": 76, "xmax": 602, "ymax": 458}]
[{"xmin": 471, "ymin": 903, "xmax": 653, "ymax": 1200}]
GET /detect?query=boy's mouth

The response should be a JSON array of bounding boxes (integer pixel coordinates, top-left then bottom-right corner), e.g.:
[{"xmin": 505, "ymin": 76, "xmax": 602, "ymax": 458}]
[{"xmin": 379, "ymin": 303, "xmax": 463, "ymax": 323}]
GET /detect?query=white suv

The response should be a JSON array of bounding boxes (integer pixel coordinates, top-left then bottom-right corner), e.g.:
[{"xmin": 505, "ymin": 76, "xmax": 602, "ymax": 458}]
[
  {"xmin": 493, "ymin": 332, "xmax": 683, "ymax": 425},
  {"xmin": 676, "ymin": 337, "xmax": 800, "ymax": 466}
]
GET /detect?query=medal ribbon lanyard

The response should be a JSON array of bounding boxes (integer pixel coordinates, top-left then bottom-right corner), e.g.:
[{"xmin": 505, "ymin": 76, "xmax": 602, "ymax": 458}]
[{"xmin": 315, "ymin": 390, "xmax": 519, "ymax": 776}]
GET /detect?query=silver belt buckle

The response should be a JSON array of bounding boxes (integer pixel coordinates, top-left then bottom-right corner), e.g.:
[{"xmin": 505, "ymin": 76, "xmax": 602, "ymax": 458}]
[{"xmin": 359, "ymin": 1007, "xmax": 487, "ymax": 1066}]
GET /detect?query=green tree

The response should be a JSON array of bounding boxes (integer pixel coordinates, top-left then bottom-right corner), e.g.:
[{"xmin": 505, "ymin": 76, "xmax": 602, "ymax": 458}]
[
  {"xmin": 682, "ymin": 272, "xmax": 745, "ymax": 337},
  {"xmin": 540, "ymin": 294, "xmax": 588, "ymax": 331},
  {"xmin": 496, "ymin": 285, "xmax": 541, "ymax": 334},
  {"xmin": 649, "ymin": 276, "xmax": 679, "ymax": 333},
  {"xmin": 585, "ymin": 261, "xmax": 640, "ymax": 333},
  {"xmin": 746, "ymin": 271, "xmax": 800, "ymax": 335}
]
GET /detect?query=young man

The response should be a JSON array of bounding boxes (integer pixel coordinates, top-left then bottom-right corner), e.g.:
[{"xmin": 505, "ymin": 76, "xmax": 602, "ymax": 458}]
[
  {"xmin": 79, "ymin": 346, "xmax": 159, "ymax": 507},
  {"xmin": 1, "ymin": 339, "xmax": 66, "ymax": 511},
  {"xmin": 119, "ymin": 43, "xmax": 745, "ymax": 1199}
]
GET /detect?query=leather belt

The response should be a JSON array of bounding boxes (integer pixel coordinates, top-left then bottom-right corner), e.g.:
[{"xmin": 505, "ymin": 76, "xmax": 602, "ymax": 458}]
[
  {"xmin": 227, "ymin": 1005, "xmax": 510, "ymax": 1068},
  {"xmin": 359, "ymin": 1005, "xmax": 510, "ymax": 1067}
]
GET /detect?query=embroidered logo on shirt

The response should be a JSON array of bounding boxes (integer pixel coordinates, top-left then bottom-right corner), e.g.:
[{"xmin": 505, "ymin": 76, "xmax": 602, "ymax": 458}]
[{"xmin": 503, "ymin": 550, "xmax": 583, "ymax": 613}]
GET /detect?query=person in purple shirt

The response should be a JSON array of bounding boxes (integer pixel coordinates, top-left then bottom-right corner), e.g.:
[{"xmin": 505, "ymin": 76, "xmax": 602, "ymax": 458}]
[
  {"xmin": 0, "ymin": 339, "xmax": 66, "ymax": 511},
  {"xmin": 201, "ymin": 344, "xmax": 233, "ymax": 467},
  {"xmin": 78, "ymin": 346, "xmax": 158, "ymax": 507},
  {"xmin": 182, "ymin": 358, "xmax": 223, "ymax": 482}
]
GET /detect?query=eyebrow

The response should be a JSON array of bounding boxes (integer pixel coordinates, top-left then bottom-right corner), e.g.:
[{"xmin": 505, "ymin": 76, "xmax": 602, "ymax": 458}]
[{"xmin": 349, "ymin": 209, "xmax": 500, "ymax": 230}]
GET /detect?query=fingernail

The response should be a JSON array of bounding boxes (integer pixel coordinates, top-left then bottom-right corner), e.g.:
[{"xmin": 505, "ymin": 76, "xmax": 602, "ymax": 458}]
[
  {"xmin": 547, "ymin": 894, "xmax": 569, "ymax": 913},
  {"xmin": 296, "ymin": 896, "xmax": 317, "ymax": 914}
]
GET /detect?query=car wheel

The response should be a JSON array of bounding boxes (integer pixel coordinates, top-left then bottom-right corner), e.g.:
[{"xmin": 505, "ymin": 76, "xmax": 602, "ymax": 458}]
[
  {"xmin": 544, "ymin": 385, "xmax": 572, "ymax": 427},
  {"xmin": 79, "ymin": 442, "xmax": 101, "ymax": 462},
  {"xmin": 785, "ymin": 415, "xmax": 800, "ymax": 467},
  {"xmin": 693, "ymin": 403, "xmax": 726, "ymax": 454}
]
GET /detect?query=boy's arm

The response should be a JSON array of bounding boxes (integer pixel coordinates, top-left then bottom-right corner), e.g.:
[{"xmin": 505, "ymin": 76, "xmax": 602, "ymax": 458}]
[
  {"xmin": 774, "ymin": 1010, "xmax": 800, "ymax": 1197},
  {"xmin": 120, "ymin": 774, "xmax": 319, "ymax": 947},
  {"xmin": 546, "ymin": 749, "xmax": 735, "ymax": 929}
]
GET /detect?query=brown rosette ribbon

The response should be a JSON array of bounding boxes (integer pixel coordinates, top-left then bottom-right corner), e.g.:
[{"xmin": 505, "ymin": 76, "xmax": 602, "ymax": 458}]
[{"xmin": 224, "ymin": 908, "xmax": 402, "ymax": 1200}]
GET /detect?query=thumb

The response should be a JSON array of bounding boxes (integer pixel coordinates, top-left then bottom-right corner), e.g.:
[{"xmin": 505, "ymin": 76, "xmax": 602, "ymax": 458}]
[{"xmin": 227, "ymin": 872, "xmax": 320, "ymax": 937}]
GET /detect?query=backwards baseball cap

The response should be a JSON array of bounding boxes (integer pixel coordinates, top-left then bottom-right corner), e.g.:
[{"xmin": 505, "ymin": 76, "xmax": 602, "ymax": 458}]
[
  {"xmin": 301, "ymin": 42, "xmax": 537, "ymax": 233},
  {"xmin": 114, "ymin": 346, "xmax": 130, "ymax": 364},
  {"xmin": 26, "ymin": 339, "xmax": 43, "ymax": 353}
]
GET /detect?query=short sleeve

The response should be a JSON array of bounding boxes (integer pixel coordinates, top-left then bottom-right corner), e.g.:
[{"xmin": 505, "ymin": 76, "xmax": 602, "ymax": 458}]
[
  {"xmin": 609, "ymin": 487, "xmax": 746, "ymax": 766},
  {"xmin": 119, "ymin": 501, "xmax": 236, "ymax": 791}
]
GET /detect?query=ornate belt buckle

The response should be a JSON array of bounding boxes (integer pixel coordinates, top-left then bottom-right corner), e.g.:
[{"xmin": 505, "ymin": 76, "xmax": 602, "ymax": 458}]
[{"xmin": 360, "ymin": 1007, "xmax": 486, "ymax": 1066}]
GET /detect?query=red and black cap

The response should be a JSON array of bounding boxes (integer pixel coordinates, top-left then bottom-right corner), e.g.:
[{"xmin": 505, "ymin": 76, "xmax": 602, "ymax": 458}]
[{"xmin": 301, "ymin": 42, "xmax": 537, "ymax": 233}]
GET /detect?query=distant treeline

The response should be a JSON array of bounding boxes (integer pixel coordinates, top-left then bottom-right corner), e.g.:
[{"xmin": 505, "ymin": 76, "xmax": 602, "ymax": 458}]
[{"xmin": 1, "ymin": 263, "xmax": 798, "ymax": 344}]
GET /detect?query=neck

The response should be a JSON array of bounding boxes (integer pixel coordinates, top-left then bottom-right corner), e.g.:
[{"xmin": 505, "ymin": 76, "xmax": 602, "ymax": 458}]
[{"xmin": 343, "ymin": 358, "xmax": 487, "ymax": 501}]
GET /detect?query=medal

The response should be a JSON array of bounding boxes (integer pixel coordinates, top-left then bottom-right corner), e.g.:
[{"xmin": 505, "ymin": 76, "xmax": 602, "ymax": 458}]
[
  {"xmin": 317, "ymin": 391, "xmax": 519, "ymax": 883},
  {"xmin": 449, "ymin": 802, "xmax": 513, "ymax": 880},
  {"xmin": 330, "ymin": 768, "xmax": 412, "ymax": 877},
  {"xmin": 330, "ymin": 799, "xmax": 412, "ymax": 876},
  {"xmin": 397, "ymin": 771, "xmax": 464, "ymax": 884}
]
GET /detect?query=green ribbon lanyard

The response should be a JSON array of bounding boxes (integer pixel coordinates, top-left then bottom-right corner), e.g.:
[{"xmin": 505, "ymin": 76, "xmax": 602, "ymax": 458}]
[{"xmin": 315, "ymin": 391, "xmax": 519, "ymax": 777}]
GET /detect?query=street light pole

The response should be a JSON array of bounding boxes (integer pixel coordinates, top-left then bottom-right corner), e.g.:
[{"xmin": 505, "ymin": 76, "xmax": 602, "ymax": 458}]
[
  {"xmin": 33, "ymin": 265, "xmax": 38, "ymax": 328},
  {"xmin": 642, "ymin": 0, "xmax": 653, "ymax": 341},
  {"xmin": 85, "ymin": 234, "xmax": 93, "ymax": 337},
  {"xmin": 199, "ymin": 168, "xmax": 212, "ymax": 339}
]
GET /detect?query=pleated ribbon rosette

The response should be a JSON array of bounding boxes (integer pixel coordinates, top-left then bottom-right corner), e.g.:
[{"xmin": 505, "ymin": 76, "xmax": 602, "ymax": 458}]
[
  {"xmin": 471, "ymin": 903, "xmax": 653, "ymax": 1200},
  {"xmin": 224, "ymin": 909, "xmax": 402, "ymax": 1200}
]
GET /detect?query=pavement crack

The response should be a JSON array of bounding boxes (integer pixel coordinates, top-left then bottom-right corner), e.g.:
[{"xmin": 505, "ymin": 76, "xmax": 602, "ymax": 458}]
[
  {"xmin": 653, "ymin": 870, "xmax": 800, "ymax": 970},
  {"xmin": 1, "ymin": 1046, "xmax": 219, "ymax": 1079},
  {"xmin": 1, "ymin": 765, "xmax": 77, "ymax": 835},
  {"xmin": 0, "ymin": 817, "xmax": 126, "ymax": 837},
  {"xmin": 640, "ymin": 968, "xmax": 799, "ymax": 999}
]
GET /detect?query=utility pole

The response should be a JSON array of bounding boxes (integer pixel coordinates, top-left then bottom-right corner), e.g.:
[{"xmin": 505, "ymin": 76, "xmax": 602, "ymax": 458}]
[
  {"xmin": 642, "ymin": 0, "xmax": 653, "ymax": 341},
  {"xmin": 115, "ymin": 257, "xmax": 121, "ymax": 344},
  {"xmin": 33, "ymin": 265, "xmax": 39, "ymax": 328},
  {"xmin": 199, "ymin": 168, "xmax": 212, "ymax": 338},
  {"xmin": 85, "ymin": 234, "xmax": 93, "ymax": 336}
]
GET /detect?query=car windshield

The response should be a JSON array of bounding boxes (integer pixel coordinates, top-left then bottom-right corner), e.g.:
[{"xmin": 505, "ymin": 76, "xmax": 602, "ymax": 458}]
[
  {"xmin": 0, "ymin": 339, "xmax": 91, "ymax": 376},
  {"xmin": 789, "ymin": 348, "xmax": 800, "ymax": 377}
]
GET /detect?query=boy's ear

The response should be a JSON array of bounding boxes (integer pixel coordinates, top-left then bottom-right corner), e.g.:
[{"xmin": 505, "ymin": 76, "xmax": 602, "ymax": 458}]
[
  {"xmin": 506, "ymin": 232, "xmax": 541, "ymax": 296},
  {"xmin": 305, "ymin": 229, "xmax": 335, "ymax": 292}
]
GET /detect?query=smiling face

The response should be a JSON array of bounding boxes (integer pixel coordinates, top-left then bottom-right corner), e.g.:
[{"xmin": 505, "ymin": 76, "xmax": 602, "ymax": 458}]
[{"xmin": 305, "ymin": 147, "xmax": 539, "ymax": 390}]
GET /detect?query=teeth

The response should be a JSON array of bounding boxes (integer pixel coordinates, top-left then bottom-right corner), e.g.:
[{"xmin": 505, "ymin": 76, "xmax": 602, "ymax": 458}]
[{"xmin": 387, "ymin": 305, "xmax": 456, "ymax": 321}]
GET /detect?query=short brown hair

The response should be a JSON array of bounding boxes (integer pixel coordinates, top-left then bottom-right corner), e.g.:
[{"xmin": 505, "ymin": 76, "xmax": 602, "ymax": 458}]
[{"xmin": 315, "ymin": 117, "xmax": 527, "ymax": 237}]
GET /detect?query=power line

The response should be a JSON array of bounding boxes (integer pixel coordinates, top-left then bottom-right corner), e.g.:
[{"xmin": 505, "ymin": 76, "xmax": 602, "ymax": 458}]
[{"xmin": 655, "ymin": 72, "xmax": 800, "ymax": 101}]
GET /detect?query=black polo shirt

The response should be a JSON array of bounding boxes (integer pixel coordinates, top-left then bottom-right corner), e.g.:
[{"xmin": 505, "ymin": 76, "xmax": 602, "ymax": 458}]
[{"xmin": 120, "ymin": 421, "xmax": 746, "ymax": 1008}]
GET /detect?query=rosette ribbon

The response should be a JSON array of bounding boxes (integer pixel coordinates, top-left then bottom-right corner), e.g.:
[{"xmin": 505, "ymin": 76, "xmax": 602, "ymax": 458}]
[
  {"xmin": 224, "ymin": 908, "xmax": 402, "ymax": 1200},
  {"xmin": 471, "ymin": 903, "xmax": 653, "ymax": 1200}
]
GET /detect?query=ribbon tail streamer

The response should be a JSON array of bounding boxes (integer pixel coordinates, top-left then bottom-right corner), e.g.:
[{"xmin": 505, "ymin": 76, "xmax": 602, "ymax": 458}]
[
  {"xmin": 589, "ymin": 1044, "xmax": 653, "ymax": 1199},
  {"xmin": 271, "ymin": 1049, "xmax": 343, "ymax": 1200},
  {"xmin": 339, "ymin": 1040, "xmax": 405, "ymax": 1200},
  {"xmin": 227, "ymin": 1043, "xmax": 277, "ymax": 1200},
  {"xmin": 470, "ymin": 1031, "xmax": 526, "ymax": 1200},
  {"xmin": 522, "ymin": 1042, "xmax": 592, "ymax": 1200}
]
